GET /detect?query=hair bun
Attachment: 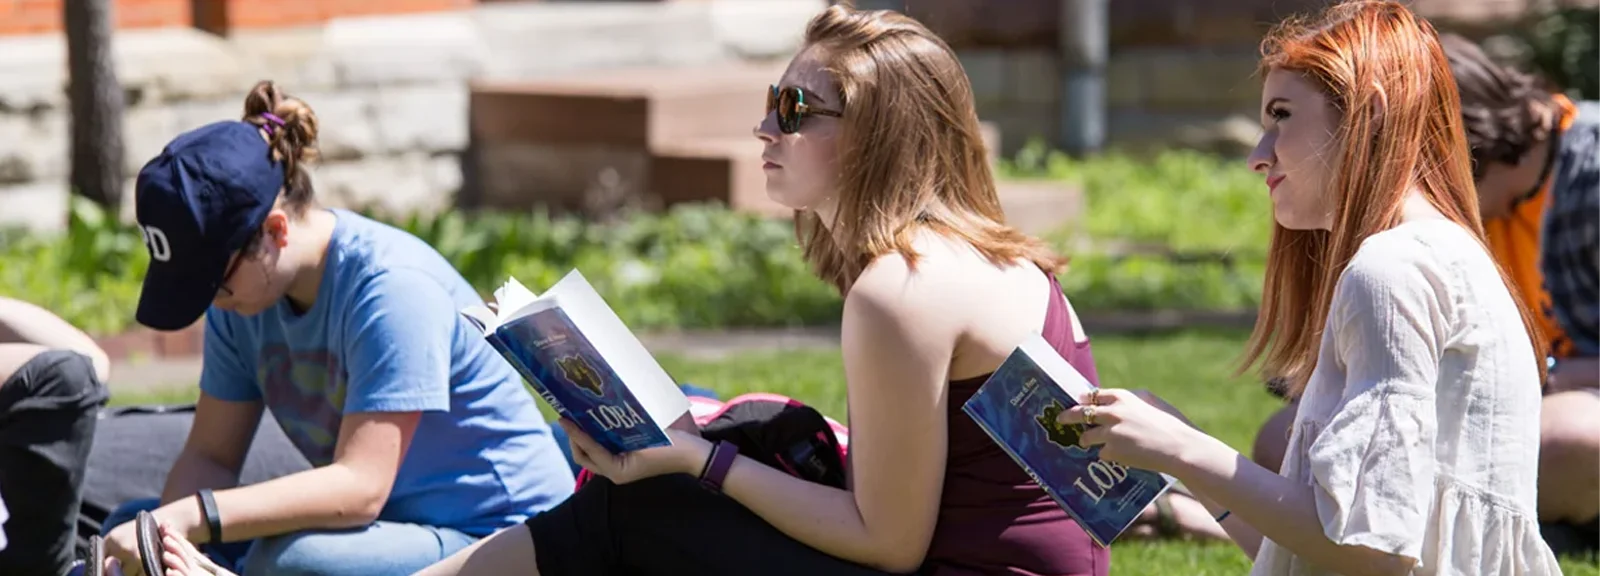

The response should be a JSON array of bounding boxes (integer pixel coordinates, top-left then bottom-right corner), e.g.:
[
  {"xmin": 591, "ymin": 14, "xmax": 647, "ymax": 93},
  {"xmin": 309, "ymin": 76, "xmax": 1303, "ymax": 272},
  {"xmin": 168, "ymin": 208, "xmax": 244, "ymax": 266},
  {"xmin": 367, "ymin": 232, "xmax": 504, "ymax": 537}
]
[{"xmin": 239, "ymin": 80, "xmax": 322, "ymax": 211}]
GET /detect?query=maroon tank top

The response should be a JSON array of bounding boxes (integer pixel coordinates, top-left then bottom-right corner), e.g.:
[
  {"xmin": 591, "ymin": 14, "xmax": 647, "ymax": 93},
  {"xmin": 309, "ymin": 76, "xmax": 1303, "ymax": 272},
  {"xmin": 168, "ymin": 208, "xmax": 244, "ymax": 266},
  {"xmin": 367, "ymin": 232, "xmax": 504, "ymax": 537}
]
[{"xmin": 920, "ymin": 271, "xmax": 1111, "ymax": 576}]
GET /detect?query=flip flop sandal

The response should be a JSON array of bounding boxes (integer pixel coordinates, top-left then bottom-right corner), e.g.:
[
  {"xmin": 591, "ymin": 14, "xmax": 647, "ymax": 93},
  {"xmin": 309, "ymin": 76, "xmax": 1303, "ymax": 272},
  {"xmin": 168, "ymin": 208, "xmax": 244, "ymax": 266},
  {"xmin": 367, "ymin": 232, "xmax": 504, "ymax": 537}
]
[
  {"xmin": 136, "ymin": 511, "xmax": 168, "ymax": 576},
  {"xmin": 83, "ymin": 535, "xmax": 105, "ymax": 576}
]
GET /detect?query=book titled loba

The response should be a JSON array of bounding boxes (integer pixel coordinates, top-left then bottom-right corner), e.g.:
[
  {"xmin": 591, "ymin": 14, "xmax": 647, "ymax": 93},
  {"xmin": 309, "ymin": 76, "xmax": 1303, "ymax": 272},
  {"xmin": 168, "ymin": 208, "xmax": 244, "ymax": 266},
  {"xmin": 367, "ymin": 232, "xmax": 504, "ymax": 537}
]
[
  {"xmin": 961, "ymin": 333, "xmax": 1175, "ymax": 547},
  {"xmin": 462, "ymin": 269, "xmax": 689, "ymax": 455}
]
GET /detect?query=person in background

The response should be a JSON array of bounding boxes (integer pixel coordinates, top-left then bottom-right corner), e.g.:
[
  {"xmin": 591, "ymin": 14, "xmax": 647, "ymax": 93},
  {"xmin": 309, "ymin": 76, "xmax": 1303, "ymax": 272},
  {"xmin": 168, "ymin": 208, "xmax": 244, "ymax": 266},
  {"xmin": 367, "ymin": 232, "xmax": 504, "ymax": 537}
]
[
  {"xmin": 0, "ymin": 297, "xmax": 112, "ymax": 576},
  {"xmin": 1065, "ymin": 2, "xmax": 1562, "ymax": 574},
  {"xmin": 1248, "ymin": 31, "xmax": 1600, "ymax": 561},
  {"xmin": 98, "ymin": 80, "xmax": 575, "ymax": 576},
  {"xmin": 1440, "ymin": 31, "xmax": 1599, "ymax": 558},
  {"xmin": 417, "ymin": 5, "xmax": 1112, "ymax": 576}
]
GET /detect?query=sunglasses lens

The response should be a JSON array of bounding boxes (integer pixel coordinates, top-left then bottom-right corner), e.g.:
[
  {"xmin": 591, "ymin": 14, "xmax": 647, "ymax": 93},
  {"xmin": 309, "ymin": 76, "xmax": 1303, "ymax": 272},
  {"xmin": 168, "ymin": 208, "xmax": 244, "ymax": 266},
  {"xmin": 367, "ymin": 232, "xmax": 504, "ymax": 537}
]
[{"xmin": 779, "ymin": 87, "xmax": 801, "ymax": 133}]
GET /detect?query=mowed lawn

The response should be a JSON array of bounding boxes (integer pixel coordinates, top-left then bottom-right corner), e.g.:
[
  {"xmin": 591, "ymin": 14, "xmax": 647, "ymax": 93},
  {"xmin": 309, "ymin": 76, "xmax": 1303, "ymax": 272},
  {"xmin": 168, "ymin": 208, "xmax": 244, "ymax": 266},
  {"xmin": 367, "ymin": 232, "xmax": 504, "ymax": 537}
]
[{"xmin": 112, "ymin": 329, "xmax": 1600, "ymax": 575}]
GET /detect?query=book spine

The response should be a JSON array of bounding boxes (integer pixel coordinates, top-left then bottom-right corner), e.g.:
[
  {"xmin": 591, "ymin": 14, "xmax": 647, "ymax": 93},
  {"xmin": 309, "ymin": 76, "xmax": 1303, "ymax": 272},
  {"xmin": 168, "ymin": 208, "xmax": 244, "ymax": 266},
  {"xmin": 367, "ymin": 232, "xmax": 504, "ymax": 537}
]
[{"xmin": 961, "ymin": 404, "xmax": 1113, "ymax": 548}]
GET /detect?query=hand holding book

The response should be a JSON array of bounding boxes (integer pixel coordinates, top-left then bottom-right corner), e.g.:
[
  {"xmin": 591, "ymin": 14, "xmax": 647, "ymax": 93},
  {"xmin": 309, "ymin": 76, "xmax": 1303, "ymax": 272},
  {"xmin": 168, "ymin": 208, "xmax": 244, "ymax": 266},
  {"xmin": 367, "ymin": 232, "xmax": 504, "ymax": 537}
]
[
  {"xmin": 961, "ymin": 333, "xmax": 1177, "ymax": 547},
  {"xmin": 1053, "ymin": 388, "xmax": 1208, "ymax": 478},
  {"xmin": 557, "ymin": 417, "xmax": 713, "ymax": 486}
]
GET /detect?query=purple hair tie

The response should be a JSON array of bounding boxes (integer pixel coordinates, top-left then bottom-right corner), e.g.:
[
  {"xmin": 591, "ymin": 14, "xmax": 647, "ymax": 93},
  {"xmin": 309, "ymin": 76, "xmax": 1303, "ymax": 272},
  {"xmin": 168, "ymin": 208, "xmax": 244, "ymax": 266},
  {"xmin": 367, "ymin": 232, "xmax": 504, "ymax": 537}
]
[{"xmin": 259, "ymin": 112, "xmax": 285, "ymax": 136}]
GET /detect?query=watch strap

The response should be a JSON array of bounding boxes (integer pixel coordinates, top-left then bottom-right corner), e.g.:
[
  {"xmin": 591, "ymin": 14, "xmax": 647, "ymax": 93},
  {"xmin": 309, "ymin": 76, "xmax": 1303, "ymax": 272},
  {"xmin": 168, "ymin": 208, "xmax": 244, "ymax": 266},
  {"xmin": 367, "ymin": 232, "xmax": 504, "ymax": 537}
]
[{"xmin": 698, "ymin": 440, "xmax": 739, "ymax": 493}]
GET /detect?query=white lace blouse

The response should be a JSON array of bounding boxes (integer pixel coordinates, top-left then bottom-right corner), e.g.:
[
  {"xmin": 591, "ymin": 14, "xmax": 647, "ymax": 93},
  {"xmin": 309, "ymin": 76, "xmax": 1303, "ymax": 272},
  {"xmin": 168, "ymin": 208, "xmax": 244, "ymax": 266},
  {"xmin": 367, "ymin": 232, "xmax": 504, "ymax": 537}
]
[{"xmin": 1250, "ymin": 220, "xmax": 1564, "ymax": 575}]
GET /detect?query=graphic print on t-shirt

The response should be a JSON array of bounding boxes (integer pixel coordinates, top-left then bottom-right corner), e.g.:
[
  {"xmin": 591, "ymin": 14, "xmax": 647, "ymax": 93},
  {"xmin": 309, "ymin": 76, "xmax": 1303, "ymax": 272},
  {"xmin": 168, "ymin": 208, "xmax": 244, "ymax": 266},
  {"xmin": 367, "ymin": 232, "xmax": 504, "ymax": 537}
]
[{"xmin": 257, "ymin": 343, "xmax": 346, "ymax": 467}]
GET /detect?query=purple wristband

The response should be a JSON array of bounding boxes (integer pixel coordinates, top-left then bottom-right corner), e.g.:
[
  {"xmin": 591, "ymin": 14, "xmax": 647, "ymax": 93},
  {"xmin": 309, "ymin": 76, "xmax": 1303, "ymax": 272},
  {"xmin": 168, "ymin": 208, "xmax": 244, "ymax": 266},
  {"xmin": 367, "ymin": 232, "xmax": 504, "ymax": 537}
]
[{"xmin": 699, "ymin": 440, "xmax": 738, "ymax": 493}]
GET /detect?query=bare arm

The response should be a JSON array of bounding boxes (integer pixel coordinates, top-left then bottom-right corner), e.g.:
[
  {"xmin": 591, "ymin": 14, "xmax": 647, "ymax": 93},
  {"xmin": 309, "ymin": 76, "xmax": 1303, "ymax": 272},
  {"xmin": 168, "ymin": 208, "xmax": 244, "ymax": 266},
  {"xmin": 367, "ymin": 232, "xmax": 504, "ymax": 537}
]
[
  {"xmin": 0, "ymin": 297, "xmax": 111, "ymax": 382},
  {"xmin": 158, "ymin": 392, "xmax": 264, "ymax": 504},
  {"xmin": 1130, "ymin": 390, "xmax": 1265, "ymax": 557},
  {"xmin": 1170, "ymin": 433, "xmax": 1413, "ymax": 575},
  {"xmin": 152, "ymin": 410, "xmax": 421, "ymax": 544}
]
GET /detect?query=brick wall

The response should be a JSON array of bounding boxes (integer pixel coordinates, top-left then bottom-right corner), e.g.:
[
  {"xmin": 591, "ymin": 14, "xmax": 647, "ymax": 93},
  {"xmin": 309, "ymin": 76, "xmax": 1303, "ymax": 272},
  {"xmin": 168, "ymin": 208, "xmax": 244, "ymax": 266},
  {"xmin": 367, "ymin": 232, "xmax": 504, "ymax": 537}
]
[
  {"xmin": 1, "ymin": 0, "xmax": 190, "ymax": 36},
  {"xmin": 194, "ymin": 0, "xmax": 474, "ymax": 35},
  {"xmin": 0, "ymin": 0, "xmax": 472, "ymax": 37}
]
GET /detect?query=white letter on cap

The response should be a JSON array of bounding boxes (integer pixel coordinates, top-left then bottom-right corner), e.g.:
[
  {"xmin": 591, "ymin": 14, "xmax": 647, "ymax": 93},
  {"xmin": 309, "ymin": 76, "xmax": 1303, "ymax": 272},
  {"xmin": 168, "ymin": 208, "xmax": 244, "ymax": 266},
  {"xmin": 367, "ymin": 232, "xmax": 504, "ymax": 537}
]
[{"xmin": 140, "ymin": 225, "xmax": 172, "ymax": 262}]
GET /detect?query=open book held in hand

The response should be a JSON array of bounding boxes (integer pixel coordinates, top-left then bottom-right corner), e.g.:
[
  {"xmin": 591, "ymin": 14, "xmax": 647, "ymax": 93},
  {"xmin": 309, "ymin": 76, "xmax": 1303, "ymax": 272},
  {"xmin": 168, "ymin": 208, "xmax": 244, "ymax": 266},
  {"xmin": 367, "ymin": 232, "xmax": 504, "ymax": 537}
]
[
  {"xmin": 462, "ymin": 269, "xmax": 689, "ymax": 455},
  {"xmin": 961, "ymin": 333, "xmax": 1175, "ymax": 547}
]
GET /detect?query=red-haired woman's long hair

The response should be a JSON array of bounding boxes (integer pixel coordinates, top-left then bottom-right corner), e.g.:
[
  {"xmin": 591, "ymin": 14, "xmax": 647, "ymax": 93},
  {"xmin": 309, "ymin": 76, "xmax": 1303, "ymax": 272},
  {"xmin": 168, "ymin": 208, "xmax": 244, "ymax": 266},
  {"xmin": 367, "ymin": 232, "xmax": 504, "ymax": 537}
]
[{"xmin": 1242, "ymin": 0, "xmax": 1548, "ymax": 396}]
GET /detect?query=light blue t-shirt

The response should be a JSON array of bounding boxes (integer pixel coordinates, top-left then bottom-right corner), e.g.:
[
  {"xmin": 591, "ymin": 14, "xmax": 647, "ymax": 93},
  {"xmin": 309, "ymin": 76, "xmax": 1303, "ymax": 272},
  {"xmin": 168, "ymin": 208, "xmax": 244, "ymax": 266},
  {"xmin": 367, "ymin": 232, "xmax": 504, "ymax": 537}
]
[{"xmin": 200, "ymin": 209, "xmax": 574, "ymax": 536}]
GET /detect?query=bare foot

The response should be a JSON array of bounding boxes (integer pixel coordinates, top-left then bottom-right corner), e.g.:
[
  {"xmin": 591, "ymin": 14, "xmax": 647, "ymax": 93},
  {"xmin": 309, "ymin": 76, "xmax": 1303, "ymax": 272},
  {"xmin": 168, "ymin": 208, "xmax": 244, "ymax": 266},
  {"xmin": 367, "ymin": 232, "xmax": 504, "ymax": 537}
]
[{"xmin": 156, "ymin": 523, "xmax": 236, "ymax": 576}]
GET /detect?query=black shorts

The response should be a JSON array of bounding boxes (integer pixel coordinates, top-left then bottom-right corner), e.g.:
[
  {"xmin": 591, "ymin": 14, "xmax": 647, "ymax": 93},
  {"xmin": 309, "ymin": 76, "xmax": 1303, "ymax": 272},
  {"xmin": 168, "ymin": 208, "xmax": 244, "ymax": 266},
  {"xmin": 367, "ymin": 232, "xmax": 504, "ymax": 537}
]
[{"xmin": 525, "ymin": 473, "xmax": 915, "ymax": 576}]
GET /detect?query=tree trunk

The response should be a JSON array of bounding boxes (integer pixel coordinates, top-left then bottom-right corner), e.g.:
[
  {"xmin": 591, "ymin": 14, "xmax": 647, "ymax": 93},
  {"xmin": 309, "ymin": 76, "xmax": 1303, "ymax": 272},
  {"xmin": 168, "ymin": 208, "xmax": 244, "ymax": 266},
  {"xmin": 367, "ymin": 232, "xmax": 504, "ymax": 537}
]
[{"xmin": 64, "ymin": 0, "xmax": 126, "ymax": 211}]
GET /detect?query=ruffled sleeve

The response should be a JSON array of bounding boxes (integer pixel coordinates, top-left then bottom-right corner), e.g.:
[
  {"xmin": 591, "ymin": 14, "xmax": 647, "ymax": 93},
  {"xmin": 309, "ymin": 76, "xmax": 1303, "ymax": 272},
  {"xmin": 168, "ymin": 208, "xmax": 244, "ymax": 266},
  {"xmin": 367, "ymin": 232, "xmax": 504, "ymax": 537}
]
[{"xmin": 1306, "ymin": 242, "xmax": 1451, "ymax": 563}]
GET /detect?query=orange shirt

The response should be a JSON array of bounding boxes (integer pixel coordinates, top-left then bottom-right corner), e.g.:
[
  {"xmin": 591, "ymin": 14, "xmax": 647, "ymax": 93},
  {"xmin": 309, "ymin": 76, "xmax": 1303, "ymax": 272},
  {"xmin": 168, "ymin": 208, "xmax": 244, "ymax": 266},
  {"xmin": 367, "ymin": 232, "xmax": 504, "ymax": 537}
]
[{"xmin": 1483, "ymin": 94, "xmax": 1579, "ymax": 359}]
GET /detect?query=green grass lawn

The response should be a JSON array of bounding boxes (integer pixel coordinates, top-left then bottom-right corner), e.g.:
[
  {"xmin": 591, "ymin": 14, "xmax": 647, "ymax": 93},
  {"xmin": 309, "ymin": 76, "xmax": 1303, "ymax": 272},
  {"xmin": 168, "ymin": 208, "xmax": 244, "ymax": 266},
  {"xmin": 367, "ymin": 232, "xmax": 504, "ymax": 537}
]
[{"xmin": 111, "ymin": 329, "xmax": 1600, "ymax": 575}]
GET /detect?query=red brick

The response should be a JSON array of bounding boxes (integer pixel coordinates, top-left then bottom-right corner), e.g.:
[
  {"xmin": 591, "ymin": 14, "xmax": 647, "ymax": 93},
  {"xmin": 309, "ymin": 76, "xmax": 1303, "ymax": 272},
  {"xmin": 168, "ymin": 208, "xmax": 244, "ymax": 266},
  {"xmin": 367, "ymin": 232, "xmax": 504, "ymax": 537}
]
[{"xmin": 3, "ymin": 0, "xmax": 472, "ymax": 37}]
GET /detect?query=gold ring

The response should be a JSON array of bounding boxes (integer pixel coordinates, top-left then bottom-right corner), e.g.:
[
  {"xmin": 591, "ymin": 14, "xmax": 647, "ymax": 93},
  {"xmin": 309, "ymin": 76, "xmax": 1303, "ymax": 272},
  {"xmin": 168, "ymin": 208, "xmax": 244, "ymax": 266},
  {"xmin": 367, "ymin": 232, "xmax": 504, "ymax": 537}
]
[
  {"xmin": 1088, "ymin": 388, "xmax": 1101, "ymax": 406},
  {"xmin": 1084, "ymin": 405, "xmax": 1097, "ymax": 427}
]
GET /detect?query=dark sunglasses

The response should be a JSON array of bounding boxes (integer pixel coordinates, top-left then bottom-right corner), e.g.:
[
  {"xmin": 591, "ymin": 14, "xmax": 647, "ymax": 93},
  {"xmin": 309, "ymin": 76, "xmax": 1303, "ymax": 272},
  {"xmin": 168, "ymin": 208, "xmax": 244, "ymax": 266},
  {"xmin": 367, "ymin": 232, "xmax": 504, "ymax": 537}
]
[{"xmin": 767, "ymin": 85, "xmax": 842, "ymax": 134}]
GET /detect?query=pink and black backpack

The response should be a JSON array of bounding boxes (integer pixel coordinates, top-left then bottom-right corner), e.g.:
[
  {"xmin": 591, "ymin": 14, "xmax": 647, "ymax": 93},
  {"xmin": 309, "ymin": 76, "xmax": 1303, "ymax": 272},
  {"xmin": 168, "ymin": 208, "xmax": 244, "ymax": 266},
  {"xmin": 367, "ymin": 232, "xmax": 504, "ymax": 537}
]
[{"xmin": 575, "ymin": 393, "xmax": 851, "ymax": 490}]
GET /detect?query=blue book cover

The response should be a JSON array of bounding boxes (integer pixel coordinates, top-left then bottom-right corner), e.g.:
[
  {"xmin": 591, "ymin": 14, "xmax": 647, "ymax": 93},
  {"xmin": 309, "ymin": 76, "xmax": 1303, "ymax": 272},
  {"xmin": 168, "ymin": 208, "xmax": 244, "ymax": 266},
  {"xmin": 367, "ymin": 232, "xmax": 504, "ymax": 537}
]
[
  {"xmin": 463, "ymin": 271, "xmax": 689, "ymax": 455},
  {"xmin": 492, "ymin": 305, "xmax": 669, "ymax": 454},
  {"xmin": 961, "ymin": 333, "xmax": 1174, "ymax": 547}
]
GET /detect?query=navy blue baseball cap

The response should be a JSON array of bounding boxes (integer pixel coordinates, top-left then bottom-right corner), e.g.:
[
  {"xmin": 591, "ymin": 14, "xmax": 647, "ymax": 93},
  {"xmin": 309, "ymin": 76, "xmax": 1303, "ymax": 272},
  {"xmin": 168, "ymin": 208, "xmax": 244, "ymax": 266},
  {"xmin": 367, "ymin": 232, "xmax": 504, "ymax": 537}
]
[{"xmin": 133, "ymin": 120, "xmax": 285, "ymax": 331}]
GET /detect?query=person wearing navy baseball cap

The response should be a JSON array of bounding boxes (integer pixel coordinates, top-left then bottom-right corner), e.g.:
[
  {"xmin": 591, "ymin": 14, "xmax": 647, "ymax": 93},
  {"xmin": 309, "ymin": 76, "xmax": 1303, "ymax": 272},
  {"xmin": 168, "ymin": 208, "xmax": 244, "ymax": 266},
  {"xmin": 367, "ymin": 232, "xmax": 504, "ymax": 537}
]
[{"xmin": 97, "ymin": 81, "xmax": 576, "ymax": 576}]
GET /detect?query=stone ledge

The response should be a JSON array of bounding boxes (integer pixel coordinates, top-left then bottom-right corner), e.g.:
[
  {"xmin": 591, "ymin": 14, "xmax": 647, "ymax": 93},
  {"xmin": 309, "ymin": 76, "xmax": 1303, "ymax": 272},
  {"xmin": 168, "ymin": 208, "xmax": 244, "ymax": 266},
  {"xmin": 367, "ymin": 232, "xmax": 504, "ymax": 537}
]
[
  {"xmin": 472, "ymin": 0, "xmax": 819, "ymax": 80},
  {"xmin": 0, "ymin": 11, "xmax": 490, "ymax": 113},
  {"xmin": 320, "ymin": 11, "xmax": 490, "ymax": 88}
]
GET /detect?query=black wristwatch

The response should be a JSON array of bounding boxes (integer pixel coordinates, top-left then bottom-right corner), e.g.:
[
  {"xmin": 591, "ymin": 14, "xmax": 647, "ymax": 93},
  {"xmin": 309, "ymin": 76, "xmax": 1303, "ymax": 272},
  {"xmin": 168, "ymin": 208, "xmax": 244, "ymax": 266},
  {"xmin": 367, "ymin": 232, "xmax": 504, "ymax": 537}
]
[{"xmin": 196, "ymin": 489, "xmax": 223, "ymax": 545}]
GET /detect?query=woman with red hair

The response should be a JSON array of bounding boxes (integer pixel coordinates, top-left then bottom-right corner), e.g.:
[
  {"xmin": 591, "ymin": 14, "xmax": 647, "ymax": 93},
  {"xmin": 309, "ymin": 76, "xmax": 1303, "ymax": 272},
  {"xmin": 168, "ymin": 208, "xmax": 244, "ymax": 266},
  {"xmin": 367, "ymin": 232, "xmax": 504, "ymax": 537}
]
[{"xmin": 1057, "ymin": 2, "xmax": 1564, "ymax": 574}]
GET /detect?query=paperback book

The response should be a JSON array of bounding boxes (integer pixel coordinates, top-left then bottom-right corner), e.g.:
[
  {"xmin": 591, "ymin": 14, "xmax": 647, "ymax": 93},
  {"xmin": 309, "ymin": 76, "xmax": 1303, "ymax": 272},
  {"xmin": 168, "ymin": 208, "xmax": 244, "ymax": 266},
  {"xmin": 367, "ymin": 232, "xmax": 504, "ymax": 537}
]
[
  {"xmin": 962, "ymin": 333, "xmax": 1175, "ymax": 547},
  {"xmin": 462, "ymin": 269, "xmax": 689, "ymax": 454}
]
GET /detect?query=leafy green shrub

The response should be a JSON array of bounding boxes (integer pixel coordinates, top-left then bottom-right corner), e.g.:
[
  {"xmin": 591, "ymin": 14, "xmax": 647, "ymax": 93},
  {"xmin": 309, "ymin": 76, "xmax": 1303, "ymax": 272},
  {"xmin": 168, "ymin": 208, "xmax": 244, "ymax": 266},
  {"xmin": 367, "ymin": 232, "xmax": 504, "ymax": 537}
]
[
  {"xmin": 1004, "ymin": 142, "xmax": 1273, "ymax": 256},
  {"xmin": 1005, "ymin": 143, "xmax": 1271, "ymax": 310},
  {"xmin": 386, "ymin": 204, "xmax": 842, "ymax": 330},
  {"xmin": 0, "ymin": 198, "xmax": 149, "ymax": 336},
  {"xmin": 1, "ymin": 199, "xmax": 841, "ymax": 335},
  {"xmin": 1060, "ymin": 252, "xmax": 1264, "ymax": 311}
]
